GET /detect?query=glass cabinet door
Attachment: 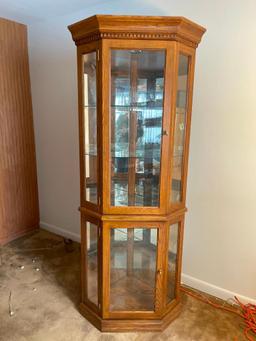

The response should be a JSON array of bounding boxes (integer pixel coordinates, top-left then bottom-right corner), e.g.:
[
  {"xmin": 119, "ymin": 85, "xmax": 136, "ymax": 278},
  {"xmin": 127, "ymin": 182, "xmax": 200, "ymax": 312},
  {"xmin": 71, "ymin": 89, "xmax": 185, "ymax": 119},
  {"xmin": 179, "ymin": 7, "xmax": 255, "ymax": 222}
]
[
  {"xmin": 109, "ymin": 226, "xmax": 158, "ymax": 311},
  {"xmin": 85, "ymin": 221, "xmax": 98, "ymax": 306},
  {"xmin": 166, "ymin": 222, "xmax": 179, "ymax": 304},
  {"xmin": 171, "ymin": 54, "xmax": 189, "ymax": 203},
  {"xmin": 83, "ymin": 52, "xmax": 98, "ymax": 204},
  {"xmin": 110, "ymin": 49, "xmax": 166, "ymax": 207}
]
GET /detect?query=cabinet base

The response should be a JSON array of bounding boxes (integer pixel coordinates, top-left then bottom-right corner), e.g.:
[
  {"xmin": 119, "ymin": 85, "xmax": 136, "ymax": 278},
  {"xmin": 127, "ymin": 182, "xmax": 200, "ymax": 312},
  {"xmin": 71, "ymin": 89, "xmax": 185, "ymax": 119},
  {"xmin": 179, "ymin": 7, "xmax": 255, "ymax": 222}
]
[{"xmin": 79, "ymin": 302, "xmax": 181, "ymax": 332}]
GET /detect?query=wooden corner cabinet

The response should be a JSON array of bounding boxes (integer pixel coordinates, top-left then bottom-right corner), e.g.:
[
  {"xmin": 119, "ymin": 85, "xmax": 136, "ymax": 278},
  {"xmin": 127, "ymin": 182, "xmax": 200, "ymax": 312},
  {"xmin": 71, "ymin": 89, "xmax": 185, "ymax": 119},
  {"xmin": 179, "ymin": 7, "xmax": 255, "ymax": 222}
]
[{"xmin": 68, "ymin": 15, "xmax": 205, "ymax": 332}]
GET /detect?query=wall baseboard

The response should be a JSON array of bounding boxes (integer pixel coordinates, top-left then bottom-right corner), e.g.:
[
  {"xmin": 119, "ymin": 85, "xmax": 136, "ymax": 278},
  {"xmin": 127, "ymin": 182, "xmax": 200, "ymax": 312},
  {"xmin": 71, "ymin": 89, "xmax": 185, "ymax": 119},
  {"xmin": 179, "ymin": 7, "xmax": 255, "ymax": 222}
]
[
  {"xmin": 40, "ymin": 221, "xmax": 80, "ymax": 243},
  {"xmin": 40, "ymin": 221, "xmax": 256, "ymax": 305},
  {"xmin": 182, "ymin": 273, "xmax": 256, "ymax": 305}
]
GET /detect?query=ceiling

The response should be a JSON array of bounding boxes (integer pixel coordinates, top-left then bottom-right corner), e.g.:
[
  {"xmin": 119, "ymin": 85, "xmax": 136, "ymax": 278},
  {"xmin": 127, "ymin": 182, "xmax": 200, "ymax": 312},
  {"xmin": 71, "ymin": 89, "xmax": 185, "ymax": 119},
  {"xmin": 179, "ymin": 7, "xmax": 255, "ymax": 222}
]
[{"xmin": 0, "ymin": 0, "xmax": 113, "ymax": 24}]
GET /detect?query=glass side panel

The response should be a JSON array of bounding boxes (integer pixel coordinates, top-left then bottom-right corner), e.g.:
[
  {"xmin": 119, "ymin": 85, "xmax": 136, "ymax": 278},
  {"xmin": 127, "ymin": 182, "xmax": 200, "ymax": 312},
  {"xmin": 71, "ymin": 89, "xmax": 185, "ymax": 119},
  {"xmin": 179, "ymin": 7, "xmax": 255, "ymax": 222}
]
[
  {"xmin": 86, "ymin": 222, "xmax": 98, "ymax": 305},
  {"xmin": 110, "ymin": 49, "xmax": 166, "ymax": 207},
  {"xmin": 110, "ymin": 227, "xmax": 158, "ymax": 311},
  {"xmin": 83, "ymin": 52, "xmax": 98, "ymax": 204},
  {"xmin": 171, "ymin": 55, "xmax": 189, "ymax": 203},
  {"xmin": 167, "ymin": 223, "xmax": 179, "ymax": 303}
]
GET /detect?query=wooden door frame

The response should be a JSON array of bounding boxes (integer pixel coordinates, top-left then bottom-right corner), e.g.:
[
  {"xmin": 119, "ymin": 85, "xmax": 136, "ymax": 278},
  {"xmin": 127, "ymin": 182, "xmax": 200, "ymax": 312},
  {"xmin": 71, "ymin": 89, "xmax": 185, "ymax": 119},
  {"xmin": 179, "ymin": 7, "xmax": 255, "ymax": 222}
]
[
  {"xmin": 77, "ymin": 41, "xmax": 102, "ymax": 212},
  {"xmin": 80, "ymin": 213, "xmax": 102, "ymax": 314},
  {"xmin": 101, "ymin": 39, "xmax": 176, "ymax": 215},
  {"xmin": 102, "ymin": 220, "xmax": 167, "ymax": 319},
  {"xmin": 163, "ymin": 213, "xmax": 185, "ymax": 314},
  {"xmin": 169, "ymin": 44, "xmax": 196, "ymax": 212}
]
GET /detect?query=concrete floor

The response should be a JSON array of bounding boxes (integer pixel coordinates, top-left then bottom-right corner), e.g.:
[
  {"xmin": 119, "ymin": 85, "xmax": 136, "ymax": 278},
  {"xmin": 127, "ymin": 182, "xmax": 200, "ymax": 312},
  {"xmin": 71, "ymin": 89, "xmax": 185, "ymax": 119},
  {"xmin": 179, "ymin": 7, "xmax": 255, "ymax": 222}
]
[{"xmin": 0, "ymin": 229, "xmax": 247, "ymax": 341}]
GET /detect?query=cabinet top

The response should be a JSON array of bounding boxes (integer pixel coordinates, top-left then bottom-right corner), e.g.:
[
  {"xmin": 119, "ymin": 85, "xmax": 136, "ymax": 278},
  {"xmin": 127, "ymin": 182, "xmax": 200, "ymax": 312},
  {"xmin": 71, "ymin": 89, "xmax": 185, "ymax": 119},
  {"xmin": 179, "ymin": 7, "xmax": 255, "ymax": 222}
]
[{"xmin": 68, "ymin": 15, "xmax": 206, "ymax": 48}]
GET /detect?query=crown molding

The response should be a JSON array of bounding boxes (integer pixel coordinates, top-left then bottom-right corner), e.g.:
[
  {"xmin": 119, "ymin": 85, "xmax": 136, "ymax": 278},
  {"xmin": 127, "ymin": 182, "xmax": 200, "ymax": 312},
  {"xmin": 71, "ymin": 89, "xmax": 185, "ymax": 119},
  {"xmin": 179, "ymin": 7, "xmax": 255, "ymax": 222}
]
[{"xmin": 68, "ymin": 15, "xmax": 206, "ymax": 48}]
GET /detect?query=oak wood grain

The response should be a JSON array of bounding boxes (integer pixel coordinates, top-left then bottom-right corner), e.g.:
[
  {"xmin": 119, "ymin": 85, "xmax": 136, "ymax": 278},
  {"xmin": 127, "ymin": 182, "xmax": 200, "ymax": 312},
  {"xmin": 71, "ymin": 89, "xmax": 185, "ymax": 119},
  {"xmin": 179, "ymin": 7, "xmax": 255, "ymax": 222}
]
[
  {"xmin": 68, "ymin": 15, "xmax": 206, "ymax": 48},
  {"xmin": 0, "ymin": 18, "xmax": 39, "ymax": 245}
]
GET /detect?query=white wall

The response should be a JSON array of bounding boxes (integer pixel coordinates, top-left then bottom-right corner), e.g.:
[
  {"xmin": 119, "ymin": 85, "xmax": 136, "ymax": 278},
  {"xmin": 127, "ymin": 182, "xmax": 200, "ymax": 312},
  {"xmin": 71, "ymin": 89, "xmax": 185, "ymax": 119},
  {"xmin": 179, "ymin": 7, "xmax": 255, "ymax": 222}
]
[{"xmin": 28, "ymin": 0, "xmax": 256, "ymax": 302}]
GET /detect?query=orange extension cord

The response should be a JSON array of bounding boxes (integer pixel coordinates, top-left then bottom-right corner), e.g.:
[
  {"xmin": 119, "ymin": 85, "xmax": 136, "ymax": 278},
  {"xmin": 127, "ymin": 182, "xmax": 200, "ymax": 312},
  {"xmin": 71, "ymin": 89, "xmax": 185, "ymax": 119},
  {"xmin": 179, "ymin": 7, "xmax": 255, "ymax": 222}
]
[{"xmin": 180, "ymin": 286, "xmax": 256, "ymax": 340}]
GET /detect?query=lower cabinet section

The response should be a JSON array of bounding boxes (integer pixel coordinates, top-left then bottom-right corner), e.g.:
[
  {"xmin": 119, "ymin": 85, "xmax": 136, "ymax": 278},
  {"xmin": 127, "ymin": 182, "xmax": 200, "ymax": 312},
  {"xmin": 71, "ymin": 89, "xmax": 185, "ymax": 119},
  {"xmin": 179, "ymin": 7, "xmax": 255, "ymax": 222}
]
[{"xmin": 80, "ymin": 213, "xmax": 184, "ymax": 331}]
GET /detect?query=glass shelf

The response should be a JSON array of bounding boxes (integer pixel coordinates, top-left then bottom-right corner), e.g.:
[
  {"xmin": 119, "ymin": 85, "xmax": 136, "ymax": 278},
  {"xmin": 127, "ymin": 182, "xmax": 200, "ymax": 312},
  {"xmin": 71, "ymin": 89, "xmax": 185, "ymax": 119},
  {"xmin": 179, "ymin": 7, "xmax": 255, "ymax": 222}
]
[
  {"xmin": 84, "ymin": 145, "xmax": 162, "ymax": 159},
  {"xmin": 85, "ymin": 144, "xmax": 97, "ymax": 156},
  {"xmin": 176, "ymin": 107, "xmax": 186, "ymax": 114},
  {"xmin": 111, "ymin": 143, "xmax": 161, "ymax": 158},
  {"xmin": 84, "ymin": 105, "xmax": 163, "ymax": 110},
  {"xmin": 111, "ymin": 102, "xmax": 163, "ymax": 109}
]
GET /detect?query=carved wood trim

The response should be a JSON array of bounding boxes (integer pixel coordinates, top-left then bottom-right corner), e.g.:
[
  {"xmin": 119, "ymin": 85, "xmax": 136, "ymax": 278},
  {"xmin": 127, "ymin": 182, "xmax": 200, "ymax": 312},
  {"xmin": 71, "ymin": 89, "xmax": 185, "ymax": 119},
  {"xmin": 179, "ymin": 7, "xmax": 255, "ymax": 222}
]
[
  {"xmin": 68, "ymin": 15, "xmax": 206, "ymax": 48},
  {"xmin": 75, "ymin": 32, "xmax": 198, "ymax": 48}
]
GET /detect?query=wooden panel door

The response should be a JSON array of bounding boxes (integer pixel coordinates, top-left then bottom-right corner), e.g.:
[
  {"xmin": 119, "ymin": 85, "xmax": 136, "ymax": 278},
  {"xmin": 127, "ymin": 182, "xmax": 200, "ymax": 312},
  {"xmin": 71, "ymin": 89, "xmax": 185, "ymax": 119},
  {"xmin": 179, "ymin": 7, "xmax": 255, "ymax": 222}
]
[{"xmin": 0, "ymin": 18, "xmax": 39, "ymax": 245}]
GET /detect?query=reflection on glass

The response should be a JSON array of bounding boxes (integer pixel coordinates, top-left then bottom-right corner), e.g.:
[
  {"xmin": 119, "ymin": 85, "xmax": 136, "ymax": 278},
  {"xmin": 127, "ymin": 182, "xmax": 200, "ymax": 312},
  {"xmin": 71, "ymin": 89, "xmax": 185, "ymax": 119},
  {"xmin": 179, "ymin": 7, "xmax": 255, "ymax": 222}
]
[
  {"xmin": 167, "ymin": 223, "xmax": 179, "ymax": 303},
  {"xmin": 171, "ymin": 54, "xmax": 189, "ymax": 202},
  {"xmin": 86, "ymin": 222, "xmax": 98, "ymax": 305},
  {"xmin": 83, "ymin": 52, "xmax": 98, "ymax": 203},
  {"xmin": 110, "ymin": 227, "xmax": 158, "ymax": 311},
  {"xmin": 110, "ymin": 49, "xmax": 166, "ymax": 207}
]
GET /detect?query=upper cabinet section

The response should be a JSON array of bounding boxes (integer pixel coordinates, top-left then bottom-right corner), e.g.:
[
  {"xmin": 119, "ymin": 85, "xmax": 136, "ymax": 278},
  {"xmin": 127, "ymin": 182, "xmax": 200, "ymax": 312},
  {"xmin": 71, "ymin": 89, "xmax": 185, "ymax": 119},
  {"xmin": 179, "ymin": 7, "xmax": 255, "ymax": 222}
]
[
  {"xmin": 69, "ymin": 16, "xmax": 206, "ymax": 215},
  {"xmin": 68, "ymin": 15, "xmax": 206, "ymax": 48}
]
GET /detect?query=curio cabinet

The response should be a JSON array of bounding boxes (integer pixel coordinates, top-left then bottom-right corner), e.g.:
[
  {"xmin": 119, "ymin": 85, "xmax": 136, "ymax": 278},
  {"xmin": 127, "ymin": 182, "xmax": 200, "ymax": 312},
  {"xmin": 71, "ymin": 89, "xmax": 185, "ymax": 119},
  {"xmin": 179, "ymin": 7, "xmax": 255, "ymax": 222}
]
[{"xmin": 68, "ymin": 15, "xmax": 205, "ymax": 332}]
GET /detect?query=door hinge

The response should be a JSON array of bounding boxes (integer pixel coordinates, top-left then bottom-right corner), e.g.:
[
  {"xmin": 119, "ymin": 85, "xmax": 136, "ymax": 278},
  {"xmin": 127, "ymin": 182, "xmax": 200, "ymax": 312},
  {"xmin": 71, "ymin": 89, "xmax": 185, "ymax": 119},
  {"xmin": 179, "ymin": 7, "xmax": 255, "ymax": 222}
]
[{"xmin": 97, "ymin": 49, "xmax": 100, "ymax": 61}]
